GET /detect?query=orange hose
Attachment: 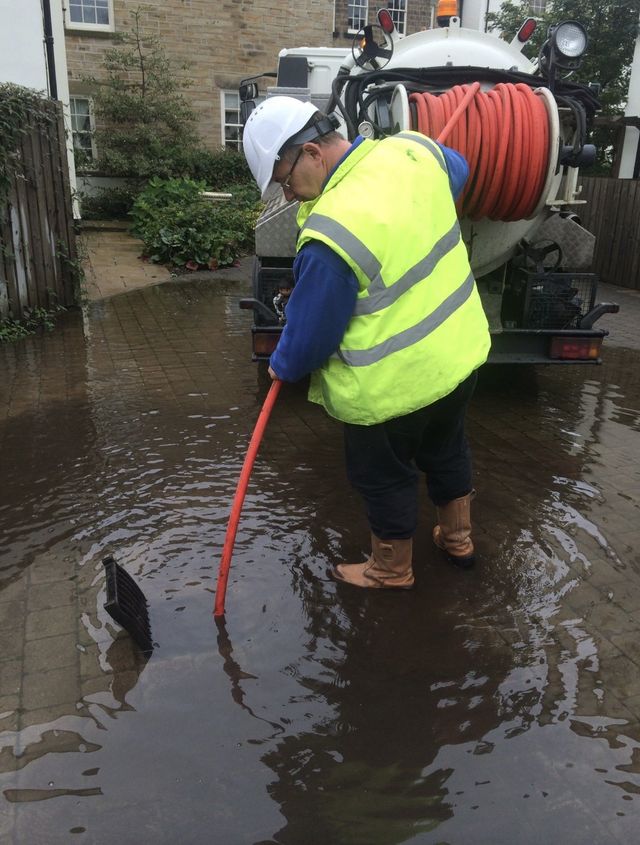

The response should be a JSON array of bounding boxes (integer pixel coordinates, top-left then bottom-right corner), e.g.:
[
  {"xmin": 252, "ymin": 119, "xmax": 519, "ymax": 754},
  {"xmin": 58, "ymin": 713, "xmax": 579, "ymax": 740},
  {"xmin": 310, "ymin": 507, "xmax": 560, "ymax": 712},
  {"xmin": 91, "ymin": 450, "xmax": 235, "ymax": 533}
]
[
  {"xmin": 410, "ymin": 82, "xmax": 549, "ymax": 221},
  {"xmin": 214, "ymin": 379, "xmax": 282, "ymax": 618}
]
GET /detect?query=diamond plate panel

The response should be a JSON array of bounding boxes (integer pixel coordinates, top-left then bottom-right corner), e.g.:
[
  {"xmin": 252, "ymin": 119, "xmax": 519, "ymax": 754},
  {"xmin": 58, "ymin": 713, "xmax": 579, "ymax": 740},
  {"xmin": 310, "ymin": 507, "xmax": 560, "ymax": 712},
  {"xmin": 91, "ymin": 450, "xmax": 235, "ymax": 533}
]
[
  {"xmin": 529, "ymin": 214, "xmax": 595, "ymax": 271},
  {"xmin": 255, "ymin": 193, "xmax": 299, "ymax": 258}
]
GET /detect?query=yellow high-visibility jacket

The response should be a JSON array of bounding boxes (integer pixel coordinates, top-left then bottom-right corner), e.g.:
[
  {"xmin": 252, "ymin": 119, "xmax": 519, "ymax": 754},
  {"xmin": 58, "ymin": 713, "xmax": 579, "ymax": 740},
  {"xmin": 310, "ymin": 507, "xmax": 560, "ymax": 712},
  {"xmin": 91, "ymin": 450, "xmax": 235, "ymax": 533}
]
[{"xmin": 296, "ymin": 132, "xmax": 491, "ymax": 425}]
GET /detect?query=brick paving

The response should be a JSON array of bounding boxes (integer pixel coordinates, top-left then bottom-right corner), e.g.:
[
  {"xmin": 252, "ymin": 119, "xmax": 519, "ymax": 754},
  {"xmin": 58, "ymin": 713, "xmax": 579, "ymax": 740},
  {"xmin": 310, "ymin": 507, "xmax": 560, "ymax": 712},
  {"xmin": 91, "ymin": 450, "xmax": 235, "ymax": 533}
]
[
  {"xmin": 79, "ymin": 223, "xmax": 172, "ymax": 301},
  {"xmin": 0, "ymin": 233, "xmax": 639, "ymax": 842}
]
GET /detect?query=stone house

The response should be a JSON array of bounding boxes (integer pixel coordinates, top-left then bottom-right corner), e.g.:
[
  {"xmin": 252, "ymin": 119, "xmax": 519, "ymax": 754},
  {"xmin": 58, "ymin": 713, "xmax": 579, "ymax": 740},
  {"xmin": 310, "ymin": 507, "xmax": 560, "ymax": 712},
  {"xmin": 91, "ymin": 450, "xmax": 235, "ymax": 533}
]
[{"xmin": 63, "ymin": 0, "xmax": 432, "ymax": 159}]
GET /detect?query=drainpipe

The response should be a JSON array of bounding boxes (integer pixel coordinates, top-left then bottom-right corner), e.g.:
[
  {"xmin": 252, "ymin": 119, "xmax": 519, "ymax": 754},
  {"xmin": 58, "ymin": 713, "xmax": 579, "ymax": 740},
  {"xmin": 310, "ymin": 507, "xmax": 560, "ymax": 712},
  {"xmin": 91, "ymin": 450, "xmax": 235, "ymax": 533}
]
[{"xmin": 42, "ymin": 0, "xmax": 58, "ymax": 99}]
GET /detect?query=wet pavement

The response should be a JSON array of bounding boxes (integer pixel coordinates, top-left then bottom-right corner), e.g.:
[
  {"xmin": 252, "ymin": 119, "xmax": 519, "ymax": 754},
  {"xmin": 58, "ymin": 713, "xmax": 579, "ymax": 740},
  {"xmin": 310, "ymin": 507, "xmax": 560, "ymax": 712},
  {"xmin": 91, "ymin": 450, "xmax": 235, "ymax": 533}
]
[
  {"xmin": 1, "ymin": 266, "xmax": 640, "ymax": 844},
  {"xmin": 79, "ymin": 223, "xmax": 171, "ymax": 301}
]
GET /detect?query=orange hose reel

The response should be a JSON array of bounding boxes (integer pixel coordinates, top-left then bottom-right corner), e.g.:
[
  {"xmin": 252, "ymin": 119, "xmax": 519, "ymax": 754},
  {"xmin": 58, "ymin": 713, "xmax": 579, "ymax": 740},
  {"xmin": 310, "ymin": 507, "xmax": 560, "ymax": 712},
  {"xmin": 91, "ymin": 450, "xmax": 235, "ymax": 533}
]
[{"xmin": 410, "ymin": 82, "xmax": 550, "ymax": 222}]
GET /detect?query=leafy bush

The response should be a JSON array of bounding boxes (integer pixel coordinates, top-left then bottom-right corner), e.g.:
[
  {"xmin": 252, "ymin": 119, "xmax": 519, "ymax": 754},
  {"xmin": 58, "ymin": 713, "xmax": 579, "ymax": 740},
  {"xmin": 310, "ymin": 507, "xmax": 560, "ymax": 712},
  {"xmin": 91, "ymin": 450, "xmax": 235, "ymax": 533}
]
[
  {"xmin": 225, "ymin": 181, "xmax": 261, "ymax": 208},
  {"xmin": 175, "ymin": 148, "xmax": 253, "ymax": 190},
  {"xmin": 0, "ymin": 304, "xmax": 65, "ymax": 343},
  {"xmin": 0, "ymin": 84, "xmax": 54, "ymax": 201},
  {"xmin": 77, "ymin": 9, "xmax": 256, "ymax": 214},
  {"xmin": 79, "ymin": 184, "xmax": 141, "ymax": 219},
  {"xmin": 77, "ymin": 150, "xmax": 255, "ymax": 220},
  {"xmin": 130, "ymin": 177, "xmax": 260, "ymax": 270}
]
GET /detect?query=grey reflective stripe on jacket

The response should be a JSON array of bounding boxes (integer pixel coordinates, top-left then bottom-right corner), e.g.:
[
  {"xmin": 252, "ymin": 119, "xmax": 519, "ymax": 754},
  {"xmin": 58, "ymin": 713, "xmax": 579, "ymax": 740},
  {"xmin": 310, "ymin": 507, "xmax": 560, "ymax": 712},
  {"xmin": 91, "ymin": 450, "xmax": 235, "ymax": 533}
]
[
  {"xmin": 355, "ymin": 222, "xmax": 462, "ymax": 316},
  {"xmin": 299, "ymin": 213, "xmax": 382, "ymax": 284},
  {"xmin": 300, "ymin": 213, "xmax": 463, "ymax": 317},
  {"xmin": 335, "ymin": 272, "xmax": 476, "ymax": 367}
]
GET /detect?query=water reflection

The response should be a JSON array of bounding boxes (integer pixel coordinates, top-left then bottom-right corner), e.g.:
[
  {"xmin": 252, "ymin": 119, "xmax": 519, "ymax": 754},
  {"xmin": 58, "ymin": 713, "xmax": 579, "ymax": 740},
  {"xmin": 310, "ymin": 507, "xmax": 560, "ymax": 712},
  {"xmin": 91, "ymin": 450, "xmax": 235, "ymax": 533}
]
[
  {"xmin": 0, "ymin": 283, "xmax": 639, "ymax": 842},
  {"xmin": 248, "ymin": 357, "xmax": 640, "ymax": 843},
  {"xmin": 216, "ymin": 617, "xmax": 284, "ymax": 737}
]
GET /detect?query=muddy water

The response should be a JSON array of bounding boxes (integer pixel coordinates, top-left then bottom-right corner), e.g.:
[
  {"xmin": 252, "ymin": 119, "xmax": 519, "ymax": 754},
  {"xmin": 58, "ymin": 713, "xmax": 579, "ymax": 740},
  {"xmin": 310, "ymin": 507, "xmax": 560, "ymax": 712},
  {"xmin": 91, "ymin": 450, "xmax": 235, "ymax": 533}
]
[{"xmin": 1, "ymin": 279, "xmax": 639, "ymax": 844}]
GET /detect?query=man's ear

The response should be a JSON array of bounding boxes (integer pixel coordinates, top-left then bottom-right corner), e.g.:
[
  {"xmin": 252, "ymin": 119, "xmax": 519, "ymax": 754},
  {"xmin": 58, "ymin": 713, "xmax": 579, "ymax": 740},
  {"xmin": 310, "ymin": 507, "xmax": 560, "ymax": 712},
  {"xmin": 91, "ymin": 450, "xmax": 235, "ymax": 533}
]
[{"xmin": 303, "ymin": 142, "xmax": 323, "ymax": 161}]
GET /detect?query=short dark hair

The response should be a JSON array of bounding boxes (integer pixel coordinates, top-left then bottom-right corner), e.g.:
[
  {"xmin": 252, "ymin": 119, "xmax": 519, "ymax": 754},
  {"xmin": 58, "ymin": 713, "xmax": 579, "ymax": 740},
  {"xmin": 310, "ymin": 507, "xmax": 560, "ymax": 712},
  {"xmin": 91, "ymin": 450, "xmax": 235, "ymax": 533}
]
[{"xmin": 281, "ymin": 131, "xmax": 341, "ymax": 161}]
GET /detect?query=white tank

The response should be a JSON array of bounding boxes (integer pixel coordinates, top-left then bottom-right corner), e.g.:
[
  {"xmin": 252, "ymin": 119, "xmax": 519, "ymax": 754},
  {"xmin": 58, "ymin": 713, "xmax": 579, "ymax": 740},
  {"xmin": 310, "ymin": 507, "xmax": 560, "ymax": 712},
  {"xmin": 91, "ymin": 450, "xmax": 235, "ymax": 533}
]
[
  {"xmin": 278, "ymin": 21, "xmax": 574, "ymax": 279},
  {"xmin": 380, "ymin": 19, "xmax": 564, "ymax": 278}
]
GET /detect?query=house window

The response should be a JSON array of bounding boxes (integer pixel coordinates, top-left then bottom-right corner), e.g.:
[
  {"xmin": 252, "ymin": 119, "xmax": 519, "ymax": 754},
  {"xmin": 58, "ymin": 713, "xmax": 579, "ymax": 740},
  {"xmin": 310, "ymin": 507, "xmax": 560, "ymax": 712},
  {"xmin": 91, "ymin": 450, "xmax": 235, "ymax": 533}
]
[
  {"xmin": 222, "ymin": 91, "xmax": 243, "ymax": 150},
  {"xmin": 387, "ymin": 0, "xmax": 407, "ymax": 35},
  {"xmin": 348, "ymin": 1, "xmax": 369, "ymax": 33},
  {"xmin": 65, "ymin": 0, "xmax": 114, "ymax": 32},
  {"xmin": 221, "ymin": 91, "xmax": 265, "ymax": 150},
  {"xmin": 70, "ymin": 97, "xmax": 95, "ymax": 162},
  {"xmin": 529, "ymin": 0, "xmax": 546, "ymax": 14}
]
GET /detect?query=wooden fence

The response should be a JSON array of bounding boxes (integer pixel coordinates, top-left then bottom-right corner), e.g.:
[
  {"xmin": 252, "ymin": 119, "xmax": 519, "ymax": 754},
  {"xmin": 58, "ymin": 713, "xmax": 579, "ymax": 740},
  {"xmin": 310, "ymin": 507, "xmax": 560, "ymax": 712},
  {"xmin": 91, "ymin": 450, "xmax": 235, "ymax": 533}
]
[
  {"xmin": 578, "ymin": 176, "xmax": 640, "ymax": 290},
  {"xmin": 0, "ymin": 101, "xmax": 78, "ymax": 321}
]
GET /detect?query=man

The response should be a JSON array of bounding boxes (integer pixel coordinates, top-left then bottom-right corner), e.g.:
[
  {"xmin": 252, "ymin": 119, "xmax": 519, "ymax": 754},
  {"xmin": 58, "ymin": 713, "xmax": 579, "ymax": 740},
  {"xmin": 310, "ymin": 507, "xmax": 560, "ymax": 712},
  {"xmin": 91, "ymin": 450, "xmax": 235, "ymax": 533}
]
[{"xmin": 242, "ymin": 96, "xmax": 490, "ymax": 590}]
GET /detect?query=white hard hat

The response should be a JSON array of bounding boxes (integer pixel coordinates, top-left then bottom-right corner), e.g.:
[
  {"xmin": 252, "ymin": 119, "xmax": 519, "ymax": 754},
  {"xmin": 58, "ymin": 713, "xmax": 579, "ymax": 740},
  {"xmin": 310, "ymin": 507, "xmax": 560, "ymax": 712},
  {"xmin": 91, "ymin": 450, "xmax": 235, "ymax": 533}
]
[{"xmin": 243, "ymin": 96, "xmax": 318, "ymax": 198}]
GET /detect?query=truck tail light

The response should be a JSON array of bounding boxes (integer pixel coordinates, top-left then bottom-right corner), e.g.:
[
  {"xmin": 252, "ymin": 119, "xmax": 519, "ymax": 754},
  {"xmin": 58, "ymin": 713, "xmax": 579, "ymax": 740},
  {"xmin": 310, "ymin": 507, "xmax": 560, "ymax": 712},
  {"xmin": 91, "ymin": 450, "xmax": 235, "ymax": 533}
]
[
  {"xmin": 516, "ymin": 18, "xmax": 537, "ymax": 43},
  {"xmin": 377, "ymin": 9, "xmax": 395, "ymax": 34},
  {"xmin": 253, "ymin": 331, "xmax": 279, "ymax": 357},
  {"xmin": 549, "ymin": 336, "xmax": 602, "ymax": 360}
]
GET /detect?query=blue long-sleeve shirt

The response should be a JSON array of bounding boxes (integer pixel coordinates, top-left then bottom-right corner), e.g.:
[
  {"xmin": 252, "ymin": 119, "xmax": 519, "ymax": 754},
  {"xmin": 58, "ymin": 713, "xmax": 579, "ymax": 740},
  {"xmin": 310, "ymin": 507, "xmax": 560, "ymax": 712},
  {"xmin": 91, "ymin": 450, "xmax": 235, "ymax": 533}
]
[{"xmin": 269, "ymin": 140, "xmax": 469, "ymax": 383}]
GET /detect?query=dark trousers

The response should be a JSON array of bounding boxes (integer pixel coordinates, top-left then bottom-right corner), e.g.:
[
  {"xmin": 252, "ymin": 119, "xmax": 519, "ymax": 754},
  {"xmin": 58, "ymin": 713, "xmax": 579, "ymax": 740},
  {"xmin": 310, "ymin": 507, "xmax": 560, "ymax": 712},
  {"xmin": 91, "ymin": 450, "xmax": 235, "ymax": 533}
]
[{"xmin": 343, "ymin": 371, "xmax": 477, "ymax": 540}]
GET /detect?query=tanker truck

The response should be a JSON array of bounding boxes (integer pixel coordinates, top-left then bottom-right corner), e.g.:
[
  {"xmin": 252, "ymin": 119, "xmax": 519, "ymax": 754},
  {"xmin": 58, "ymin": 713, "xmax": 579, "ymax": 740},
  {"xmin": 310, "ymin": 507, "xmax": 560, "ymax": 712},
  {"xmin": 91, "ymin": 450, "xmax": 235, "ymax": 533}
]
[{"xmin": 238, "ymin": 2, "xmax": 619, "ymax": 364}]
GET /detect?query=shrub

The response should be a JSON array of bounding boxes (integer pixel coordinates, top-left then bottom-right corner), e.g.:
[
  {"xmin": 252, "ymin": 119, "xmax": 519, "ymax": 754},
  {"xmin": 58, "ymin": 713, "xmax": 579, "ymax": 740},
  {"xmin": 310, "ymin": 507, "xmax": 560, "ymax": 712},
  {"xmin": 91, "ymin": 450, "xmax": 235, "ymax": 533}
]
[
  {"xmin": 77, "ymin": 151, "xmax": 255, "ymax": 220},
  {"xmin": 130, "ymin": 177, "xmax": 260, "ymax": 270},
  {"xmin": 129, "ymin": 175, "xmax": 206, "ymax": 224},
  {"xmin": 77, "ymin": 9, "xmax": 256, "ymax": 215},
  {"xmin": 0, "ymin": 84, "xmax": 54, "ymax": 201},
  {"xmin": 225, "ymin": 181, "xmax": 261, "ymax": 208},
  {"xmin": 0, "ymin": 304, "xmax": 66, "ymax": 343},
  {"xmin": 176, "ymin": 148, "xmax": 254, "ymax": 190},
  {"xmin": 79, "ymin": 184, "xmax": 141, "ymax": 219}
]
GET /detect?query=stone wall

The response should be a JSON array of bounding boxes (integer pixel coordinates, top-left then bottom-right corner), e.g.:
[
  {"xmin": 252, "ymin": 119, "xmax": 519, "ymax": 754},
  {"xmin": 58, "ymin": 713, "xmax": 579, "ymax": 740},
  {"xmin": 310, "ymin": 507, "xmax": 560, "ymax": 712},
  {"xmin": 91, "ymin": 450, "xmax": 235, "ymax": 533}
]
[{"xmin": 65, "ymin": 0, "xmax": 433, "ymax": 152}]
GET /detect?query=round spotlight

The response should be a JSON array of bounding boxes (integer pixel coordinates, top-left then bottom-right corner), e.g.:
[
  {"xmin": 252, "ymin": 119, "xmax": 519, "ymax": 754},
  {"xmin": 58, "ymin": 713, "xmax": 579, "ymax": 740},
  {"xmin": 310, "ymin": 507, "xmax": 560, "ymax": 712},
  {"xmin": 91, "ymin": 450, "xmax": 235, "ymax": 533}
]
[{"xmin": 552, "ymin": 21, "xmax": 588, "ymax": 60}]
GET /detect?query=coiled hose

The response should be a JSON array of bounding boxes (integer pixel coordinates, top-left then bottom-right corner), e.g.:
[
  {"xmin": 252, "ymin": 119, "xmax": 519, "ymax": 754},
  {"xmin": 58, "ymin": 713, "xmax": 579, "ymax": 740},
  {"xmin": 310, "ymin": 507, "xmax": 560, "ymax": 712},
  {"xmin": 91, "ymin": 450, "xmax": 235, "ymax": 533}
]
[{"xmin": 410, "ymin": 81, "xmax": 550, "ymax": 221}]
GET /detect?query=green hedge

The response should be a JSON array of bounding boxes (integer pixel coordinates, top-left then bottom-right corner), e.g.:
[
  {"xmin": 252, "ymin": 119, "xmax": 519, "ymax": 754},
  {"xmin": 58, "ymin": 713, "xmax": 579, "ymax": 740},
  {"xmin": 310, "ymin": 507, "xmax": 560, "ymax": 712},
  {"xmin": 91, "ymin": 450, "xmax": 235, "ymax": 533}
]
[
  {"xmin": 175, "ymin": 147, "xmax": 253, "ymax": 189},
  {"xmin": 78, "ymin": 148, "xmax": 255, "ymax": 219},
  {"xmin": 79, "ymin": 185, "xmax": 140, "ymax": 220}
]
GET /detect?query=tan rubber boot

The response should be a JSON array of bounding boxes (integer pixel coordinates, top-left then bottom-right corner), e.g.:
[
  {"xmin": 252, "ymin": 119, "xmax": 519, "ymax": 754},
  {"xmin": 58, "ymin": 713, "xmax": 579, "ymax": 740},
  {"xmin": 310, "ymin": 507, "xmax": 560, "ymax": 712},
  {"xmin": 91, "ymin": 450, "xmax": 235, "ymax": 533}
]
[
  {"xmin": 433, "ymin": 492, "xmax": 475, "ymax": 568},
  {"xmin": 332, "ymin": 534, "xmax": 414, "ymax": 590}
]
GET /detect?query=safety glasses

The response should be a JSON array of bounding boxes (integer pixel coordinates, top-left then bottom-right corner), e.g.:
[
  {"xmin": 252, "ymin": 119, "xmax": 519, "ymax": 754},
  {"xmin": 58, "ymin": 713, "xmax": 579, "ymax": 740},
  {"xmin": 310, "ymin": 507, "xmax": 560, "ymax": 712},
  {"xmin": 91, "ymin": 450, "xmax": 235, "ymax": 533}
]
[{"xmin": 278, "ymin": 147, "xmax": 305, "ymax": 191}]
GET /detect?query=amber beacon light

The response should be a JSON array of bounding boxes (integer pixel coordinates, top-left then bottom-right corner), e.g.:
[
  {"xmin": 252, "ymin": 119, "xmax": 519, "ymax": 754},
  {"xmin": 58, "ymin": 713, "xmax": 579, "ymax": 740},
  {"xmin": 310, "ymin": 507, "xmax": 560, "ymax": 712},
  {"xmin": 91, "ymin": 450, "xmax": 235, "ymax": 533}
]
[{"xmin": 436, "ymin": 0, "xmax": 459, "ymax": 27}]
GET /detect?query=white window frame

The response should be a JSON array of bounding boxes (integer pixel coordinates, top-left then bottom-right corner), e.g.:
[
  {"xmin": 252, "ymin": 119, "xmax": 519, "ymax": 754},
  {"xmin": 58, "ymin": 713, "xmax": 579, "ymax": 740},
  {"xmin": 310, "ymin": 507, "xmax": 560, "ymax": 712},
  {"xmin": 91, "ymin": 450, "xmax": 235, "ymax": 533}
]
[
  {"xmin": 529, "ymin": 0, "xmax": 546, "ymax": 14},
  {"xmin": 221, "ymin": 90, "xmax": 266, "ymax": 151},
  {"xmin": 387, "ymin": 0, "xmax": 407, "ymax": 36},
  {"xmin": 69, "ymin": 96, "xmax": 97, "ymax": 162},
  {"xmin": 221, "ymin": 90, "xmax": 244, "ymax": 151},
  {"xmin": 347, "ymin": 0, "xmax": 369, "ymax": 34},
  {"xmin": 64, "ymin": 0, "xmax": 115, "ymax": 33}
]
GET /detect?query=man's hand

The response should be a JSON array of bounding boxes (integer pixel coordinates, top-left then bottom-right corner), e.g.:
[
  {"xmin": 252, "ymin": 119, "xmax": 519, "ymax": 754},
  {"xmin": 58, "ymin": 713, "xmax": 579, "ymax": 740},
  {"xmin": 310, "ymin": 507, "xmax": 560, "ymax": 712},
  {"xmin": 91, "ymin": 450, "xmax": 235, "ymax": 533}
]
[{"xmin": 268, "ymin": 366, "xmax": 279, "ymax": 381}]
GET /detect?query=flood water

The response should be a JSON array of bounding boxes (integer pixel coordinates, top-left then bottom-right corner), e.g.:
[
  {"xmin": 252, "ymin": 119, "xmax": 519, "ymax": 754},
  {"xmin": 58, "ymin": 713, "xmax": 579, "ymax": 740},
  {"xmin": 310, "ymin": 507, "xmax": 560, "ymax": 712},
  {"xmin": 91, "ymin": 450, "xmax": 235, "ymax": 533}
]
[{"xmin": 1, "ymin": 278, "xmax": 639, "ymax": 844}]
